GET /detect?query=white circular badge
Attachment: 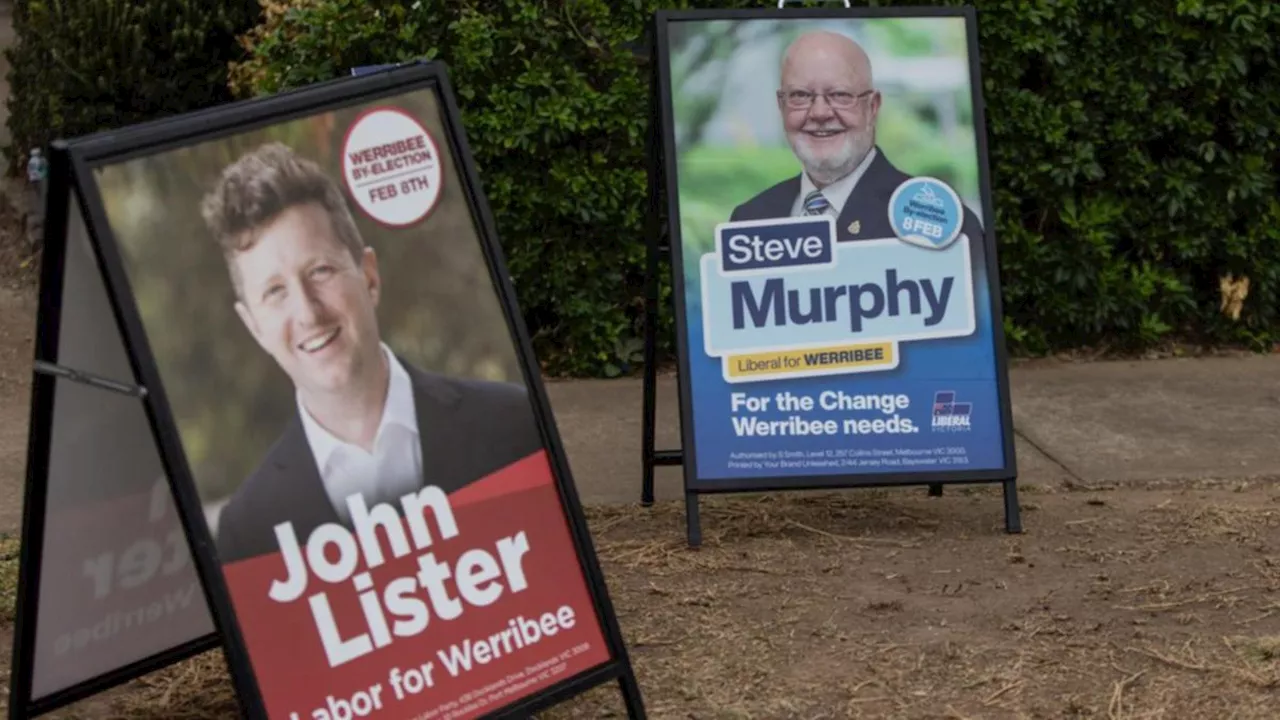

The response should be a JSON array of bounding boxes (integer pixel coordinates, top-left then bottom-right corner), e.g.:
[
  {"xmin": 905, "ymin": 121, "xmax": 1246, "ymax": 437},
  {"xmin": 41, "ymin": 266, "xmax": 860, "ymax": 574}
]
[{"xmin": 341, "ymin": 107, "xmax": 443, "ymax": 227}]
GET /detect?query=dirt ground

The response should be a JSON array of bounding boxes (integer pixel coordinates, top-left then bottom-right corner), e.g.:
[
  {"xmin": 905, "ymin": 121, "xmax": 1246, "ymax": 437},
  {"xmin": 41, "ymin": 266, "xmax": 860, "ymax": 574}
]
[
  {"xmin": 1, "ymin": 483, "xmax": 1276, "ymax": 720},
  {"xmin": 0, "ymin": 198, "xmax": 1275, "ymax": 718}
]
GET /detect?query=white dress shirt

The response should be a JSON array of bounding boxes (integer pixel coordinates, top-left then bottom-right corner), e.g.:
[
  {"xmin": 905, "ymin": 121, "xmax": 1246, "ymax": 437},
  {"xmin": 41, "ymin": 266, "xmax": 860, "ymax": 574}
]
[
  {"xmin": 297, "ymin": 343, "xmax": 422, "ymax": 523},
  {"xmin": 790, "ymin": 147, "xmax": 878, "ymax": 217}
]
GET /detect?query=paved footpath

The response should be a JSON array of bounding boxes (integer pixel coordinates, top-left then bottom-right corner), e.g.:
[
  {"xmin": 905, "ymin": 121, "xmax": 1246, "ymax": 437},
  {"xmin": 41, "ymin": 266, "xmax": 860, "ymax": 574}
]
[
  {"xmin": 1, "ymin": 351, "xmax": 1276, "ymax": 536},
  {"xmin": 543, "ymin": 352, "xmax": 1280, "ymax": 506}
]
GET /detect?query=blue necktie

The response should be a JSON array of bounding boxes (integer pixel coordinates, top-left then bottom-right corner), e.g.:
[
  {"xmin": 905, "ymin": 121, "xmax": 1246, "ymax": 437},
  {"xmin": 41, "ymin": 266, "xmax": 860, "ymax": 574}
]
[{"xmin": 803, "ymin": 190, "xmax": 831, "ymax": 216}]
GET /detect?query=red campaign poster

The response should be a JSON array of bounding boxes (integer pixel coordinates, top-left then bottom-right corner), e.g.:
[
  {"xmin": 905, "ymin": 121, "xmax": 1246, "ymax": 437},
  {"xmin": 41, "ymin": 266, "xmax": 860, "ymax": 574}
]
[
  {"xmin": 85, "ymin": 77, "xmax": 623, "ymax": 719},
  {"xmin": 222, "ymin": 450, "xmax": 611, "ymax": 720}
]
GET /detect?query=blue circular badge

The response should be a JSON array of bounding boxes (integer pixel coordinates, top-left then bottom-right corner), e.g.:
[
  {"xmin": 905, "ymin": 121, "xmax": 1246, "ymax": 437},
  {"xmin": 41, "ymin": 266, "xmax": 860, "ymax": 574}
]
[{"xmin": 887, "ymin": 177, "xmax": 964, "ymax": 250}]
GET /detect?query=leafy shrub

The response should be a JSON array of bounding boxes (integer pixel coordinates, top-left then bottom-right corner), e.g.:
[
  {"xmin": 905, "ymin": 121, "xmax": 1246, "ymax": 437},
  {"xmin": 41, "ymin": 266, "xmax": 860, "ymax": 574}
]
[
  {"xmin": 971, "ymin": 0, "xmax": 1280, "ymax": 354},
  {"xmin": 36, "ymin": 0, "xmax": 1280, "ymax": 375},
  {"xmin": 232, "ymin": 0, "xmax": 674, "ymax": 378},
  {"xmin": 4, "ymin": 0, "xmax": 263, "ymax": 175}
]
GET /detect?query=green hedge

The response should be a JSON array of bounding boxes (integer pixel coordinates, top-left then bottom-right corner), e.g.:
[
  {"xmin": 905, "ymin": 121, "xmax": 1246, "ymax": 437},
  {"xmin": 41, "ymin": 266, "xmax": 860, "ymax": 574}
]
[
  {"xmin": 228, "ymin": 0, "xmax": 1280, "ymax": 376},
  {"xmin": 3, "ymin": 0, "xmax": 262, "ymax": 175},
  {"xmin": 10, "ymin": 0, "xmax": 1280, "ymax": 376},
  {"xmin": 231, "ymin": 0, "xmax": 668, "ymax": 378}
]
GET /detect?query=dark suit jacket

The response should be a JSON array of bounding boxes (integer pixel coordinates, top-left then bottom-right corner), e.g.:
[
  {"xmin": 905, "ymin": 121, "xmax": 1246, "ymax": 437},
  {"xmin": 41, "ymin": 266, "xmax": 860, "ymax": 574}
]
[
  {"xmin": 729, "ymin": 146, "xmax": 984, "ymax": 247},
  {"xmin": 214, "ymin": 360, "xmax": 545, "ymax": 564}
]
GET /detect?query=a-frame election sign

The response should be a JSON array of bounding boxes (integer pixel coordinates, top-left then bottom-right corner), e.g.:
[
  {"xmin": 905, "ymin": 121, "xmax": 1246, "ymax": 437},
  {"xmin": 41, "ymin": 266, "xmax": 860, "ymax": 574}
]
[
  {"xmin": 9, "ymin": 60, "xmax": 646, "ymax": 720},
  {"xmin": 639, "ymin": 4, "xmax": 1023, "ymax": 546}
]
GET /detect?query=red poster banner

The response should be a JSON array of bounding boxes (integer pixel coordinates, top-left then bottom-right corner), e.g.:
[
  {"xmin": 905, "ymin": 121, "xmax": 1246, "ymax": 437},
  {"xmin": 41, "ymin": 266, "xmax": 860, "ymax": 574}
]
[{"xmin": 222, "ymin": 450, "xmax": 612, "ymax": 720}]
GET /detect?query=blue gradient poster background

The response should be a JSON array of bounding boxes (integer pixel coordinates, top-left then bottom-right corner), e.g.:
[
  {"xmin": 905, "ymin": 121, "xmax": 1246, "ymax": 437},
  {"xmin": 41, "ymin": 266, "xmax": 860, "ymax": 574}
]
[{"xmin": 662, "ymin": 14, "xmax": 1010, "ymax": 486}]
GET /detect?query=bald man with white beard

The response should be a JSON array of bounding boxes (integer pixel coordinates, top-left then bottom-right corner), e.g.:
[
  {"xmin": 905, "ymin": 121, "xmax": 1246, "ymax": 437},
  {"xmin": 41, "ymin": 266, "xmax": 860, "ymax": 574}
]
[{"xmin": 729, "ymin": 30, "xmax": 984, "ymax": 247}]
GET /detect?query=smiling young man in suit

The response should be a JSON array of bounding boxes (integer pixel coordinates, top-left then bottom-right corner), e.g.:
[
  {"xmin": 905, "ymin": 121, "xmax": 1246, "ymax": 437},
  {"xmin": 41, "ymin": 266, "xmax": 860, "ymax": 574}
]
[
  {"xmin": 730, "ymin": 30, "xmax": 984, "ymax": 245},
  {"xmin": 200, "ymin": 141, "xmax": 543, "ymax": 565}
]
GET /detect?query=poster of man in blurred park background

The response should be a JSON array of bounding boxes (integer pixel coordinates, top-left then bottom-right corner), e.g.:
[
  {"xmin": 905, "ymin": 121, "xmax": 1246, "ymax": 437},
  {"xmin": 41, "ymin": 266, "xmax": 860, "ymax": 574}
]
[
  {"xmin": 662, "ymin": 13, "xmax": 1010, "ymax": 484},
  {"xmin": 727, "ymin": 28, "xmax": 984, "ymax": 246}
]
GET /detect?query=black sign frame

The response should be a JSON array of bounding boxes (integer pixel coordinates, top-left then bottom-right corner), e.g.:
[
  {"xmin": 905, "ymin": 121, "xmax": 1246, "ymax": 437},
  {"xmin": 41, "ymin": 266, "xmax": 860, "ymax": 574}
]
[
  {"xmin": 639, "ymin": 5, "xmax": 1022, "ymax": 547},
  {"xmin": 6, "ymin": 140, "xmax": 221, "ymax": 720}
]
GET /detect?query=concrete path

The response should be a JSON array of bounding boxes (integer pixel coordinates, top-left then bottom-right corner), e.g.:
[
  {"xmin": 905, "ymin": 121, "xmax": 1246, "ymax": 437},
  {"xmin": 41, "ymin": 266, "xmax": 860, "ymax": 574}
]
[
  {"xmin": 1008, "ymin": 354, "xmax": 1280, "ymax": 487},
  {"xmin": 0, "ymin": 340, "xmax": 1275, "ymax": 536},
  {"xmin": 543, "ymin": 353, "xmax": 1280, "ymax": 507}
]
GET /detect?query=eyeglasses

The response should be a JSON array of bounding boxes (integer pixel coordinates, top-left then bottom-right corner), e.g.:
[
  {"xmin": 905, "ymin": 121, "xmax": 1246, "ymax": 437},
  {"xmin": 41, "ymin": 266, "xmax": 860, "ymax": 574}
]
[{"xmin": 777, "ymin": 89, "xmax": 875, "ymax": 110}]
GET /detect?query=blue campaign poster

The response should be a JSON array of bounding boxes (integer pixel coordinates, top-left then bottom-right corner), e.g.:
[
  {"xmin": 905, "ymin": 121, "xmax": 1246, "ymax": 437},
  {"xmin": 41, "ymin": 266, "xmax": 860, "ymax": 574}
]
[{"xmin": 659, "ymin": 12, "xmax": 1012, "ymax": 487}]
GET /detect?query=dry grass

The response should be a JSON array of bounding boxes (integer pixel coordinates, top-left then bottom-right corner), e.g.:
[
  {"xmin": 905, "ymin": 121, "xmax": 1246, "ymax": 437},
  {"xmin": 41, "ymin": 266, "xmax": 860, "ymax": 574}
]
[{"xmin": 3, "ymin": 486, "xmax": 1278, "ymax": 719}]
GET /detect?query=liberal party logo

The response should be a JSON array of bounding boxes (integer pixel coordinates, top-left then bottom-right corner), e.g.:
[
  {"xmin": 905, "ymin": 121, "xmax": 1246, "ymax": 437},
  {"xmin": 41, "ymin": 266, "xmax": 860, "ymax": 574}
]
[{"xmin": 931, "ymin": 390, "xmax": 972, "ymax": 432}]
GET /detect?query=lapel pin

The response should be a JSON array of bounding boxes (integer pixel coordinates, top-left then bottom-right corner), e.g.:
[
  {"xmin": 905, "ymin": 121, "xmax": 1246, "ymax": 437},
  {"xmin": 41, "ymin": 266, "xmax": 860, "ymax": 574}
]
[{"xmin": 847, "ymin": 220, "xmax": 861, "ymax": 235}]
